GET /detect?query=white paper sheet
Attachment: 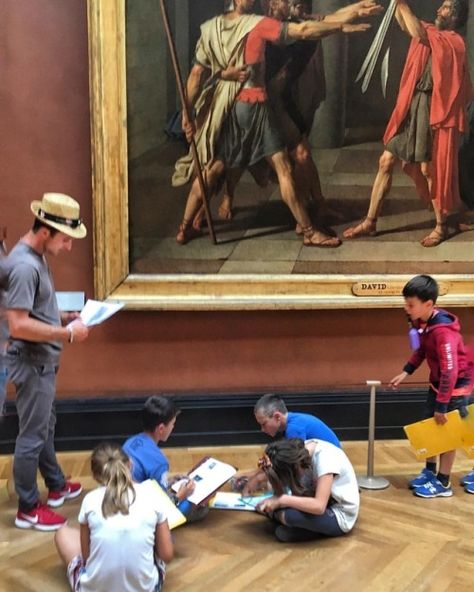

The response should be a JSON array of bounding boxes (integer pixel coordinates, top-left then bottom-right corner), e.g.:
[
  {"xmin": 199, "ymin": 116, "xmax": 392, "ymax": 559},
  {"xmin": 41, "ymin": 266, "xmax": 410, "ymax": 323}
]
[
  {"xmin": 171, "ymin": 457, "xmax": 236, "ymax": 505},
  {"xmin": 209, "ymin": 491, "xmax": 273, "ymax": 511},
  {"xmin": 79, "ymin": 299, "xmax": 124, "ymax": 327},
  {"xmin": 56, "ymin": 291, "xmax": 85, "ymax": 312}
]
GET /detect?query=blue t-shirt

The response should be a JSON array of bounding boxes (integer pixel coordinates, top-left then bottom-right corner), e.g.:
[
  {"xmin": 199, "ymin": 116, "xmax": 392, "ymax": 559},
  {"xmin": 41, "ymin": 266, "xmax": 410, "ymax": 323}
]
[
  {"xmin": 123, "ymin": 433, "xmax": 169, "ymax": 489},
  {"xmin": 284, "ymin": 412, "xmax": 341, "ymax": 448}
]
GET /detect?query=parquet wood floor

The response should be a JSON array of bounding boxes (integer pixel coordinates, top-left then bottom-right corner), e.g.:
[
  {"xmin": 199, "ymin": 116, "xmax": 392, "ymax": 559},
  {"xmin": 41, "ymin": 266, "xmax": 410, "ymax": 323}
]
[{"xmin": 0, "ymin": 441, "xmax": 473, "ymax": 592}]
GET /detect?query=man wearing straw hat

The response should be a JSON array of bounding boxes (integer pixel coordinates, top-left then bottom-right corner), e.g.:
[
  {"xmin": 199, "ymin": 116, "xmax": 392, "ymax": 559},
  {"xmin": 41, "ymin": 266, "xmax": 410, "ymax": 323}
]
[{"xmin": 1, "ymin": 193, "xmax": 89, "ymax": 531}]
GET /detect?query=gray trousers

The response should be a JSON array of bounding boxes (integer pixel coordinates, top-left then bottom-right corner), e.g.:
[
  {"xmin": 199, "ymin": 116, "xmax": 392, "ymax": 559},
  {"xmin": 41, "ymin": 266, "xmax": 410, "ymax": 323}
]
[
  {"xmin": 0, "ymin": 355, "xmax": 7, "ymax": 414},
  {"xmin": 7, "ymin": 356, "xmax": 65, "ymax": 510}
]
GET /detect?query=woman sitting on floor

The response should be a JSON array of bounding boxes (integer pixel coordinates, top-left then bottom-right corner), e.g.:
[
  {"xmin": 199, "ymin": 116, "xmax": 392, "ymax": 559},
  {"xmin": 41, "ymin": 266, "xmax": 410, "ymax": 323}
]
[
  {"xmin": 257, "ymin": 438, "xmax": 360, "ymax": 542},
  {"xmin": 54, "ymin": 442, "xmax": 173, "ymax": 592}
]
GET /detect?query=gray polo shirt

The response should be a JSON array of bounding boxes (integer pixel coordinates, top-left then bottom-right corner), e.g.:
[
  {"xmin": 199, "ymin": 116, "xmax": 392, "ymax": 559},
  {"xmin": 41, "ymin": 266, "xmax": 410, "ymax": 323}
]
[{"xmin": 4, "ymin": 241, "xmax": 62, "ymax": 362}]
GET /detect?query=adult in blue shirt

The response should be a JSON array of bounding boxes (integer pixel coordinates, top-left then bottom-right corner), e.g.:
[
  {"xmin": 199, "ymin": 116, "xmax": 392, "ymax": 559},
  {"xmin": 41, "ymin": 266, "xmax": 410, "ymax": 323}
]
[{"xmin": 254, "ymin": 393, "xmax": 340, "ymax": 447}]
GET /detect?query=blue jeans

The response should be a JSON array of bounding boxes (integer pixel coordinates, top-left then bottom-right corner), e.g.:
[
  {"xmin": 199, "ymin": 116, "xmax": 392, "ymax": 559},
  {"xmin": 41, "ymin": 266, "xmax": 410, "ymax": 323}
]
[{"xmin": 281, "ymin": 507, "xmax": 344, "ymax": 537}]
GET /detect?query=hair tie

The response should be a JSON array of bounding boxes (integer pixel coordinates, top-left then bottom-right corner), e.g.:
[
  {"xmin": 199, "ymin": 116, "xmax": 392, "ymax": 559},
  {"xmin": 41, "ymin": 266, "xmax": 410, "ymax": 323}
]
[{"xmin": 258, "ymin": 453, "xmax": 272, "ymax": 471}]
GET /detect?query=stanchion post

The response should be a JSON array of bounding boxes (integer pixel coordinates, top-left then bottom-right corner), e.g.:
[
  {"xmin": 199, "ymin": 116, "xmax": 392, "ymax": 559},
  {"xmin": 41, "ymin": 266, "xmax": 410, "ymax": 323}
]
[{"xmin": 357, "ymin": 380, "xmax": 390, "ymax": 490}]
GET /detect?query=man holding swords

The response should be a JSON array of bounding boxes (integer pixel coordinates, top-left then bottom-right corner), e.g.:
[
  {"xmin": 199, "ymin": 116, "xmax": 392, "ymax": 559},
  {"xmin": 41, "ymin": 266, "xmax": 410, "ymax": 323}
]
[{"xmin": 344, "ymin": 0, "xmax": 472, "ymax": 247}]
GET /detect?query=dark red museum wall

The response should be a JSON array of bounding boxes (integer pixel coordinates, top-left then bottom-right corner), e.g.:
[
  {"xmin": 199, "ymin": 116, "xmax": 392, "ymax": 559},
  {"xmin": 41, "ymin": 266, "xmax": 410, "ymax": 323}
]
[{"xmin": 1, "ymin": 1, "xmax": 474, "ymax": 400}]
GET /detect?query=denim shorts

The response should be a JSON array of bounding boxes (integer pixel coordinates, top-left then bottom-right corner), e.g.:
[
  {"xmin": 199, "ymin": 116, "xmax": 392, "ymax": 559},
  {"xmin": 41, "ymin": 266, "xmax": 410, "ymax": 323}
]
[
  {"xmin": 67, "ymin": 555, "xmax": 166, "ymax": 591},
  {"xmin": 422, "ymin": 388, "xmax": 472, "ymax": 420}
]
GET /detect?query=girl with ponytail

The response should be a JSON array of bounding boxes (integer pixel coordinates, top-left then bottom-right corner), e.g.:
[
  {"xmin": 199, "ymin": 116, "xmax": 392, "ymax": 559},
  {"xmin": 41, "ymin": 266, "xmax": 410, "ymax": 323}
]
[
  {"xmin": 257, "ymin": 438, "xmax": 360, "ymax": 542},
  {"xmin": 91, "ymin": 443, "xmax": 136, "ymax": 518},
  {"xmin": 55, "ymin": 442, "xmax": 173, "ymax": 592}
]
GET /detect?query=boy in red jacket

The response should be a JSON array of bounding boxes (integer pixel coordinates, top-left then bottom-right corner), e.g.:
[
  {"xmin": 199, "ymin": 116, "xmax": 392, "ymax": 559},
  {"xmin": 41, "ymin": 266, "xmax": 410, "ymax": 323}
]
[{"xmin": 390, "ymin": 275, "xmax": 473, "ymax": 497}]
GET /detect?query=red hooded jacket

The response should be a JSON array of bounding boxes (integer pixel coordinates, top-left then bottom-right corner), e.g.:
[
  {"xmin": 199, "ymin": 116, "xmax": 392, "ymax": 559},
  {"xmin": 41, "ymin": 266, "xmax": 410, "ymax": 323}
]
[{"xmin": 403, "ymin": 309, "xmax": 473, "ymax": 413}]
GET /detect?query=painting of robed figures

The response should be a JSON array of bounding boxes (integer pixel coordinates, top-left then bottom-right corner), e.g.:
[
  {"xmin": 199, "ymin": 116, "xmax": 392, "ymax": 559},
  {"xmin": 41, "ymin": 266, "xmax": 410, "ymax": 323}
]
[{"xmin": 124, "ymin": 0, "xmax": 474, "ymax": 281}]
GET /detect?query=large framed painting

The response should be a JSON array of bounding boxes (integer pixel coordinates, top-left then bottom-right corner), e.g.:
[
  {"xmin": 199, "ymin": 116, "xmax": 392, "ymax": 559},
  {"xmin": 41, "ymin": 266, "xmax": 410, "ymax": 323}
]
[{"xmin": 87, "ymin": 0, "xmax": 474, "ymax": 310}]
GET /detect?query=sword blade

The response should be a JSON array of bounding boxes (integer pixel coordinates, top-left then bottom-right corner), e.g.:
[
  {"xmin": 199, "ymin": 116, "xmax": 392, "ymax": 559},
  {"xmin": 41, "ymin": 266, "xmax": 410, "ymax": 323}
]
[
  {"xmin": 381, "ymin": 46, "xmax": 390, "ymax": 98},
  {"xmin": 360, "ymin": 0, "xmax": 397, "ymax": 93},
  {"xmin": 356, "ymin": 0, "xmax": 395, "ymax": 81}
]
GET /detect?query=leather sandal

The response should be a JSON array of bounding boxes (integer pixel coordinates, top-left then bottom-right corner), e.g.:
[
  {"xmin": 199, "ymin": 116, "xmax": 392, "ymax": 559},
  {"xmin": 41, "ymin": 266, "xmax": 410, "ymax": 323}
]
[
  {"xmin": 420, "ymin": 224, "xmax": 447, "ymax": 248},
  {"xmin": 343, "ymin": 217, "xmax": 377, "ymax": 239},
  {"xmin": 302, "ymin": 225, "xmax": 342, "ymax": 248},
  {"xmin": 176, "ymin": 220, "xmax": 200, "ymax": 245}
]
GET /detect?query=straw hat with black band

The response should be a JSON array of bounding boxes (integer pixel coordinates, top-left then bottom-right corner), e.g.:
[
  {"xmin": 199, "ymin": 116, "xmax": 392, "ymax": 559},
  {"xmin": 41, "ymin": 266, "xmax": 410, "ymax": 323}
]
[{"xmin": 30, "ymin": 193, "xmax": 87, "ymax": 239}]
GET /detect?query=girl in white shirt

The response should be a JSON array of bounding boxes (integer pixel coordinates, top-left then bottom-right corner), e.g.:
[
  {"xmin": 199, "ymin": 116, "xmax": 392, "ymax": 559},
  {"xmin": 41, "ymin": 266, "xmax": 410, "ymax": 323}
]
[
  {"xmin": 55, "ymin": 442, "xmax": 173, "ymax": 592},
  {"xmin": 257, "ymin": 438, "xmax": 360, "ymax": 542}
]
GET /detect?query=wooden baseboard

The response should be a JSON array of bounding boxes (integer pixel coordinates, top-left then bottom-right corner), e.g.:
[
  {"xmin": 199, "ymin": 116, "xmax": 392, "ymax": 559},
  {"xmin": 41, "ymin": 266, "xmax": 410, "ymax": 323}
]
[{"xmin": 0, "ymin": 388, "xmax": 427, "ymax": 454}]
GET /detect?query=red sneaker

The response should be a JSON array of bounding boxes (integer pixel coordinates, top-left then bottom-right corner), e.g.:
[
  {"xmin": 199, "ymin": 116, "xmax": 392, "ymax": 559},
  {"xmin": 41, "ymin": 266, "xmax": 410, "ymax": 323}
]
[
  {"xmin": 15, "ymin": 503, "xmax": 67, "ymax": 531},
  {"xmin": 47, "ymin": 480, "xmax": 83, "ymax": 508}
]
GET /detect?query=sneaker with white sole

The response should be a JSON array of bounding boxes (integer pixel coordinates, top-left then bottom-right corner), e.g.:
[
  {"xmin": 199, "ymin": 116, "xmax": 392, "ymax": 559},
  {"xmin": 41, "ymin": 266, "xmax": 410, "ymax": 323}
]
[
  {"xmin": 465, "ymin": 482, "xmax": 474, "ymax": 494},
  {"xmin": 47, "ymin": 480, "xmax": 83, "ymax": 508},
  {"xmin": 413, "ymin": 478, "xmax": 453, "ymax": 498},
  {"xmin": 408, "ymin": 468, "xmax": 436, "ymax": 489},
  {"xmin": 460, "ymin": 470, "xmax": 474, "ymax": 486},
  {"xmin": 15, "ymin": 503, "xmax": 67, "ymax": 531}
]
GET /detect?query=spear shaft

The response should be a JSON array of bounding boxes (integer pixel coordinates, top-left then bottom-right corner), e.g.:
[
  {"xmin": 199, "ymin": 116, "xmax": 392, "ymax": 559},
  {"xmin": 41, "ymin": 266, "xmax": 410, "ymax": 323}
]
[{"xmin": 159, "ymin": 0, "xmax": 217, "ymax": 244}]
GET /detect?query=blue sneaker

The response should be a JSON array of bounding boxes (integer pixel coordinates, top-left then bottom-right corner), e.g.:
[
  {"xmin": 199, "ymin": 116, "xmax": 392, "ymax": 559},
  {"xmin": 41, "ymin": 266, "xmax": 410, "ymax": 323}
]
[
  {"xmin": 408, "ymin": 468, "xmax": 436, "ymax": 489},
  {"xmin": 465, "ymin": 482, "xmax": 474, "ymax": 494},
  {"xmin": 460, "ymin": 470, "xmax": 474, "ymax": 486},
  {"xmin": 414, "ymin": 478, "xmax": 453, "ymax": 498}
]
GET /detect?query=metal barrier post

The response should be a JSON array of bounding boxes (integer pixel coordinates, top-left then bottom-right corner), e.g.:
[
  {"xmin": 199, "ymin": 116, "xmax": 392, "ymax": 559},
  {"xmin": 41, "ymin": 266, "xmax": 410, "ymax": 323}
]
[{"xmin": 357, "ymin": 380, "xmax": 390, "ymax": 490}]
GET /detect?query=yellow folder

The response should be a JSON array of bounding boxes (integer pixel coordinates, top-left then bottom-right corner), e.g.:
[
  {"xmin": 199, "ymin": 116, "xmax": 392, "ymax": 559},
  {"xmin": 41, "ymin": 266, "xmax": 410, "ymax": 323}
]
[
  {"xmin": 404, "ymin": 407, "xmax": 473, "ymax": 461},
  {"xmin": 460, "ymin": 404, "xmax": 474, "ymax": 446},
  {"xmin": 461, "ymin": 404, "xmax": 474, "ymax": 457},
  {"xmin": 150, "ymin": 480, "xmax": 187, "ymax": 529},
  {"xmin": 463, "ymin": 445, "xmax": 474, "ymax": 459}
]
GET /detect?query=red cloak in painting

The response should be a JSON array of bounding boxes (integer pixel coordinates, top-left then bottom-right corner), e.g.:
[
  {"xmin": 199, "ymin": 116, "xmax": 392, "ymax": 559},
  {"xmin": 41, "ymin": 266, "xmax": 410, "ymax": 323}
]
[{"xmin": 383, "ymin": 23, "xmax": 470, "ymax": 214}]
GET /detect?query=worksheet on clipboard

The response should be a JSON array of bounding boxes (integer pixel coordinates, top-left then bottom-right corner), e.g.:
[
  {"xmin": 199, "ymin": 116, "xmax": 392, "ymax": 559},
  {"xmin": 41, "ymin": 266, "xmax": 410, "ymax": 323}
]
[{"xmin": 171, "ymin": 457, "xmax": 236, "ymax": 505}]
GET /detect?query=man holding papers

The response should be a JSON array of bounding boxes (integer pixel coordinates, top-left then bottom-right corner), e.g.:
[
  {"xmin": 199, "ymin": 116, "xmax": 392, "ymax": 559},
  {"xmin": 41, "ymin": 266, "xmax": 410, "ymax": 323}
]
[
  {"xmin": 1, "ymin": 193, "xmax": 90, "ymax": 530},
  {"xmin": 390, "ymin": 275, "xmax": 473, "ymax": 498}
]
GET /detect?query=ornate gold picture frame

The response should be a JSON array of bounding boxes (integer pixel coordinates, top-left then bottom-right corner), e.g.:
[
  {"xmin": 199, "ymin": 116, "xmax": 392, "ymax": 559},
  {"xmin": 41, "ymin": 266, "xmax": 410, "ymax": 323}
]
[{"xmin": 87, "ymin": 0, "xmax": 474, "ymax": 310}]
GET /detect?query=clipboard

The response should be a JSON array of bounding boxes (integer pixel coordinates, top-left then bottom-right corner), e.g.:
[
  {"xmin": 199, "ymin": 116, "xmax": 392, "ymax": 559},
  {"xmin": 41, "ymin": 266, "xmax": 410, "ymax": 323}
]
[
  {"xmin": 171, "ymin": 456, "xmax": 237, "ymax": 505},
  {"xmin": 150, "ymin": 480, "xmax": 187, "ymax": 529},
  {"xmin": 460, "ymin": 404, "xmax": 474, "ymax": 446},
  {"xmin": 404, "ymin": 404, "xmax": 474, "ymax": 460},
  {"xmin": 404, "ymin": 409, "xmax": 465, "ymax": 460},
  {"xmin": 463, "ymin": 445, "xmax": 474, "ymax": 459},
  {"xmin": 461, "ymin": 404, "xmax": 474, "ymax": 457},
  {"xmin": 209, "ymin": 491, "xmax": 272, "ymax": 512}
]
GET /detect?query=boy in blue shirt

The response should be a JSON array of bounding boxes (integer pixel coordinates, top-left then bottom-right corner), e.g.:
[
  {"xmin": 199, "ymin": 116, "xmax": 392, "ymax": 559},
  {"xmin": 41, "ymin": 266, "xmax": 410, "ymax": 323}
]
[
  {"xmin": 254, "ymin": 394, "xmax": 340, "ymax": 447},
  {"xmin": 234, "ymin": 394, "xmax": 340, "ymax": 493},
  {"xmin": 123, "ymin": 396, "xmax": 196, "ymax": 515}
]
